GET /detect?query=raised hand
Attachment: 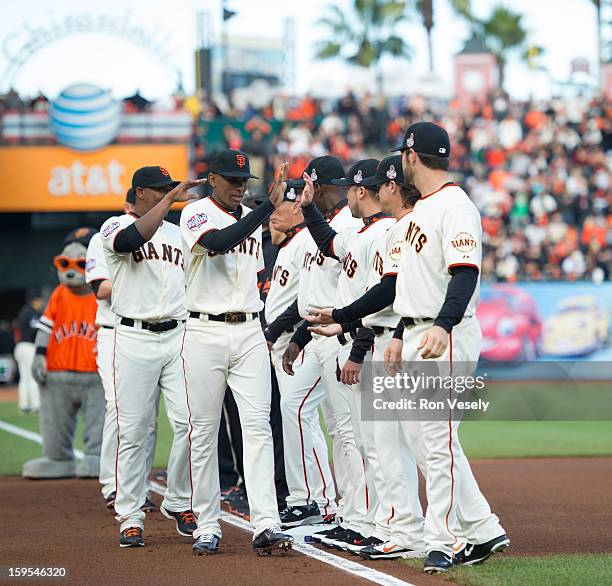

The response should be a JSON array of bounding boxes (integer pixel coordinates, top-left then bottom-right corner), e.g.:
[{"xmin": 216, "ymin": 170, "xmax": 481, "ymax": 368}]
[
  {"xmin": 167, "ymin": 179, "xmax": 207, "ymax": 202},
  {"xmin": 301, "ymin": 171, "xmax": 315, "ymax": 207},
  {"xmin": 269, "ymin": 162, "xmax": 289, "ymax": 208}
]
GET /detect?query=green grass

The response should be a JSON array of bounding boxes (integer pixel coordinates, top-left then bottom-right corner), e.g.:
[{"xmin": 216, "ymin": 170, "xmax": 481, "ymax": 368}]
[
  {"xmin": 0, "ymin": 400, "xmax": 173, "ymax": 476},
  {"xmin": 402, "ymin": 554, "xmax": 612, "ymax": 586},
  {"xmin": 2, "ymin": 400, "xmax": 612, "ymax": 477}
]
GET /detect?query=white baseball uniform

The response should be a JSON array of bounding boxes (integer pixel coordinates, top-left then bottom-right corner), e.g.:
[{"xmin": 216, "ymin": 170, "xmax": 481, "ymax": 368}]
[
  {"xmin": 265, "ymin": 225, "xmax": 336, "ymax": 514},
  {"xmin": 100, "ymin": 213, "xmax": 191, "ymax": 533},
  {"xmin": 361, "ymin": 212, "xmax": 426, "ymax": 549},
  {"xmin": 298, "ymin": 203, "xmax": 371, "ymax": 534},
  {"xmin": 393, "ymin": 184, "xmax": 505, "ymax": 555},
  {"xmin": 85, "ymin": 233, "xmax": 159, "ymax": 502},
  {"xmin": 329, "ymin": 214, "xmax": 399, "ymax": 540},
  {"xmin": 180, "ymin": 196, "xmax": 280, "ymax": 540}
]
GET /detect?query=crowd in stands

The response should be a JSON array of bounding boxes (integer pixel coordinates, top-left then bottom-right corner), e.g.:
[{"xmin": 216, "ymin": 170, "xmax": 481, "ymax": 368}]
[{"xmin": 2, "ymin": 87, "xmax": 610, "ymax": 283}]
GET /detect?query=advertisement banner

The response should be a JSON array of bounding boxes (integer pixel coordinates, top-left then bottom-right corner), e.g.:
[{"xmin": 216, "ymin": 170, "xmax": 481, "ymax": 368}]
[{"xmin": 0, "ymin": 144, "xmax": 189, "ymax": 212}]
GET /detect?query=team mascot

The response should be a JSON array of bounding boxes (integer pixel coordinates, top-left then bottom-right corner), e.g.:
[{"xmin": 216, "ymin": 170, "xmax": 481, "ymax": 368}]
[{"xmin": 23, "ymin": 227, "xmax": 105, "ymax": 479}]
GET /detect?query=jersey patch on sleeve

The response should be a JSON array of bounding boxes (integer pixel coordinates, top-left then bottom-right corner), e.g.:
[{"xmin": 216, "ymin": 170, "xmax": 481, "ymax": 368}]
[
  {"xmin": 389, "ymin": 240, "xmax": 403, "ymax": 261},
  {"xmin": 85, "ymin": 258, "xmax": 96, "ymax": 272},
  {"xmin": 187, "ymin": 213, "xmax": 208, "ymax": 231},
  {"xmin": 102, "ymin": 221, "xmax": 120, "ymax": 238},
  {"xmin": 451, "ymin": 232, "xmax": 477, "ymax": 253}
]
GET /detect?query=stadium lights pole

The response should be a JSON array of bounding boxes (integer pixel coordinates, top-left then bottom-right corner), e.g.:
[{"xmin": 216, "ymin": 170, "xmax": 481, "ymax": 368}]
[{"xmin": 221, "ymin": 1, "xmax": 236, "ymax": 102}]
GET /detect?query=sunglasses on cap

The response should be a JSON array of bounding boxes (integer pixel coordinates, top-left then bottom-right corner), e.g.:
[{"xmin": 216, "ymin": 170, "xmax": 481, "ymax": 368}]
[{"xmin": 54, "ymin": 255, "xmax": 86, "ymax": 273}]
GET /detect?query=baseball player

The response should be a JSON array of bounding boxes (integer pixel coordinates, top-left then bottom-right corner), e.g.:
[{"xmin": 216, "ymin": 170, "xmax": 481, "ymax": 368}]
[
  {"xmin": 309, "ymin": 156, "xmax": 427, "ymax": 560},
  {"xmin": 179, "ymin": 150, "xmax": 293, "ymax": 556},
  {"xmin": 100, "ymin": 166, "xmax": 204, "ymax": 548},
  {"xmin": 266, "ymin": 156, "xmax": 367, "ymax": 548},
  {"xmin": 265, "ymin": 180, "xmax": 337, "ymax": 527},
  {"xmin": 86, "ymin": 189, "xmax": 157, "ymax": 513},
  {"xmin": 308, "ymin": 123, "xmax": 509, "ymax": 573}
]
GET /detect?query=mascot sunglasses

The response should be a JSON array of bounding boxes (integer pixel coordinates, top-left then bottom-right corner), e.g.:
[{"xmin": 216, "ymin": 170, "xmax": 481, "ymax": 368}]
[{"xmin": 54, "ymin": 255, "xmax": 86, "ymax": 273}]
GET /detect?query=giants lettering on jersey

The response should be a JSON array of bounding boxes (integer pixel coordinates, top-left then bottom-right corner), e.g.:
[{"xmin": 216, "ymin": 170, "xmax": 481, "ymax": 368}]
[
  {"xmin": 272, "ymin": 265, "xmax": 290, "ymax": 286},
  {"xmin": 302, "ymin": 249, "xmax": 326, "ymax": 272},
  {"xmin": 132, "ymin": 242, "xmax": 184, "ymax": 269},
  {"xmin": 207, "ymin": 236, "xmax": 261, "ymax": 259},
  {"xmin": 342, "ymin": 252, "xmax": 358, "ymax": 278},
  {"xmin": 404, "ymin": 220, "xmax": 428, "ymax": 253},
  {"xmin": 373, "ymin": 251, "xmax": 383, "ymax": 276},
  {"xmin": 54, "ymin": 321, "xmax": 97, "ymax": 343}
]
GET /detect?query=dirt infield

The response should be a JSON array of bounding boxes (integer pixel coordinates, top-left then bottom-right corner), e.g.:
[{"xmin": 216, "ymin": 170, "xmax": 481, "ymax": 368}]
[{"xmin": 1, "ymin": 458, "xmax": 611, "ymax": 586}]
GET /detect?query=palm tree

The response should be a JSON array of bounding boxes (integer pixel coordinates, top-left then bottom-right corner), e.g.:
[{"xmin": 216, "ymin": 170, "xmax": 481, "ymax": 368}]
[
  {"xmin": 315, "ymin": 0, "xmax": 411, "ymax": 95},
  {"xmin": 416, "ymin": 0, "xmax": 434, "ymax": 73},
  {"xmin": 449, "ymin": 1, "xmax": 530, "ymax": 89}
]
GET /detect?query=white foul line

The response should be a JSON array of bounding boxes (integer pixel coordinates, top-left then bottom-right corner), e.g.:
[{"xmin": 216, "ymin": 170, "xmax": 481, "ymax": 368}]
[{"xmin": 2, "ymin": 421, "xmax": 415, "ymax": 586}]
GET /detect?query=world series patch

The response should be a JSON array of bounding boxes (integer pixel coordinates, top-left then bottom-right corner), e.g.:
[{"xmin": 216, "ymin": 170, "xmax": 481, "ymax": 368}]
[
  {"xmin": 187, "ymin": 213, "xmax": 208, "ymax": 230},
  {"xmin": 102, "ymin": 221, "xmax": 120, "ymax": 238}
]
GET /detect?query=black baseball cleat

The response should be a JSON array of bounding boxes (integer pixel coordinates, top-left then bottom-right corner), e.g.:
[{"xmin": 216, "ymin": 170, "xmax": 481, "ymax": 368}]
[
  {"xmin": 119, "ymin": 527, "xmax": 144, "ymax": 548},
  {"xmin": 193, "ymin": 533, "xmax": 221, "ymax": 555},
  {"xmin": 105, "ymin": 492, "xmax": 116, "ymax": 510},
  {"xmin": 280, "ymin": 502, "xmax": 323, "ymax": 528},
  {"xmin": 321, "ymin": 528, "xmax": 360, "ymax": 550},
  {"xmin": 160, "ymin": 506, "xmax": 197, "ymax": 537},
  {"xmin": 454, "ymin": 534, "xmax": 510, "ymax": 566},
  {"xmin": 252, "ymin": 526, "xmax": 294, "ymax": 555},
  {"xmin": 424, "ymin": 550, "xmax": 453, "ymax": 574},
  {"xmin": 321, "ymin": 513, "xmax": 337, "ymax": 524},
  {"xmin": 141, "ymin": 496, "xmax": 157, "ymax": 513},
  {"xmin": 346, "ymin": 535, "xmax": 383, "ymax": 555},
  {"xmin": 311, "ymin": 524, "xmax": 343, "ymax": 544}
]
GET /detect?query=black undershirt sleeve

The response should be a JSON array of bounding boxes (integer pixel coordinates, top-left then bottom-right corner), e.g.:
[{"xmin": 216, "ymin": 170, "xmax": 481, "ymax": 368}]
[
  {"xmin": 89, "ymin": 279, "xmax": 104, "ymax": 295},
  {"xmin": 199, "ymin": 200, "xmax": 274, "ymax": 254},
  {"xmin": 332, "ymin": 275, "xmax": 397, "ymax": 323},
  {"xmin": 433, "ymin": 266, "xmax": 479, "ymax": 333},
  {"xmin": 301, "ymin": 203, "xmax": 338, "ymax": 259},
  {"xmin": 114, "ymin": 223, "xmax": 147, "ymax": 253},
  {"xmin": 393, "ymin": 318, "xmax": 405, "ymax": 340},
  {"xmin": 264, "ymin": 300, "xmax": 302, "ymax": 344},
  {"xmin": 290, "ymin": 320, "xmax": 312, "ymax": 350},
  {"xmin": 348, "ymin": 327, "xmax": 375, "ymax": 364},
  {"xmin": 341, "ymin": 319, "xmax": 362, "ymax": 333}
]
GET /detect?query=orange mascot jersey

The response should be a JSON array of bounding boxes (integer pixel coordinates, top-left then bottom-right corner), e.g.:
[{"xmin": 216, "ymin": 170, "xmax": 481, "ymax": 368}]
[{"xmin": 39, "ymin": 285, "xmax": 98, "ymax": 372}]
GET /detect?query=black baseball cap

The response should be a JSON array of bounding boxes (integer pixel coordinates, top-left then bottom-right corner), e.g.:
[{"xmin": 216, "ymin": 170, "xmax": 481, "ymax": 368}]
[
  {"xmin": 209, "ymin": 149, "xmax": 259, "ymax": 179},
  {"xmin": 132, "ymin": 166, "xmax": 180, "ymax": 189},
  {"xmin": 125, "ymin": 187, "xmax": 136, "ymax": 204},
  {"xmin": 392, "ymin": 121, "xmax": 451, "ymax": 158},
  {"xmin": 362, "ymin": 155, "xmax": 405, "ymax": 188},
  {"xmin": 332, "ymin": 159, "xmax": 380, "ymax": 187},
  {"xmin": 304, "ymin": 156, "xmax": 345, "ymax": 185},
  {"xmin": 282, "ymin": 179, "xmax": 305, "ymax": 202}
]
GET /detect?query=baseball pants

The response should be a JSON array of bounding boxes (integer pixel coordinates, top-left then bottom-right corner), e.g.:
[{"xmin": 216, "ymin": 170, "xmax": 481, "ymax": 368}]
[
  {"xmin": 309, "ymin": 334, "xmax": 367, "ymax": 534},
  {"xmin": 14, "ymin": 341, "xmax": 40, "ymax": 412},
  {"xmin": 271, "ymin": 331, "xmax": 336, "ymax": 514},
  {"xmin": 400, "ymin": 318, "xmax": 505, "ymax": 556},
  {"xmin": 112, "ymin": 323, "xmax": 191, "ymax": 532},
  {"xmin": 97, "ymin": 327, "xmax": 159, "ymax": 500},
  {"xmin": 182, "ymin": 317, "xmax": 280, "ymax": 539},
  {"xmin": 371, "ymin": 331, "xmax": 425, "ymax": 549}
]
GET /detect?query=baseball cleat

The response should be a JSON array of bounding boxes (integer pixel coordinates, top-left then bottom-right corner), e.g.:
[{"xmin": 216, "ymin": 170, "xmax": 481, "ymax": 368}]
[
  {"xmin": 454, "ymin": 534, "xmax": 510, "ymax": 566},
  {"xmin": 193, "ymin": 533, "xmax": 221, "ymax": 555},
  {"xmin": 310, "ymin": 524, "xmax": 342, "ymax": 544},
  {"xmin": 424, "ymin": 550, "xmax": 453, "ymax": 574},
  {"xmin": 119, "ymin": 527, "xmax": 144, "ymax": 548},
  {"xmin": 321, "ymin": 528, "xmax": 359, "ymax": 550},
  {"xmin": 105, "ymin": 491, "xmax": 116, "ymax": 510},
  {"xmin": 252, "ymin": 526, "xmax": 294, "ymax": 555},
  {"xmin": 141, "ymin": 496, "xmax": 157, "ymax": 513},
  {"xmin": 280, "ymin": 502, "xmax": 323, "ymax": 528},
  {"xmin": 359, "ymin": 541, "xmax": 425, "ymax": 560},
  {"xmin": 346, "ymin": 535, "xmax": 383, "ymax": 555},
  {"xmin": 321, "ymin": 513, "xmax": 337, "ymax": 524},
  {"xmin": 160, "ymin": 506, "xmax": 197, "ymax": 537},
  {"xmin": 220, "ymin": 485, "xmax": 243, "ymax": 501}
]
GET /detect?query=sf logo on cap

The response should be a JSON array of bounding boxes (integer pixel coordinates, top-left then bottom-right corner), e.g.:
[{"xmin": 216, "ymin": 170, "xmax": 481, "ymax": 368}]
[
  {"xmin": 287, "ymin": 188, "xmax": 296, "ymax": 200},
  {"xmin": 236, "ymin": 154, "xmax": 246, "ymax": 168},
  {"xmin": 353, "ymin": 169, "xmax": 363, "ymax": 184},
  {"xmin": 386, "ymin": 165, "xmax": 397, "ymax": 179},
  {"xmin": 406, "ymin": 133, "xmax": 414, "ymax": 148},
  {"xmin": 310, "ymin": 168, "xmax": 318, "ymax": 181},
  {"xmin": 159, "ymin": 166, "xmax": 170, "ymax": 176}
]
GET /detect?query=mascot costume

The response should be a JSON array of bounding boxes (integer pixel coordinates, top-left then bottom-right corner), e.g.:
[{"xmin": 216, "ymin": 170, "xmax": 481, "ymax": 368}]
[{"xmin": 23, "ymin": 227, "xmax": 105, "ymax": 478}]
